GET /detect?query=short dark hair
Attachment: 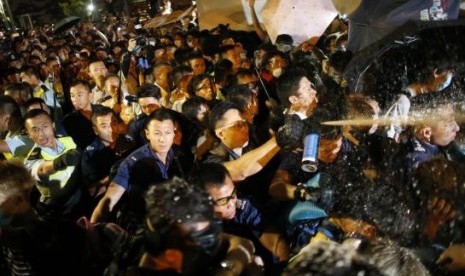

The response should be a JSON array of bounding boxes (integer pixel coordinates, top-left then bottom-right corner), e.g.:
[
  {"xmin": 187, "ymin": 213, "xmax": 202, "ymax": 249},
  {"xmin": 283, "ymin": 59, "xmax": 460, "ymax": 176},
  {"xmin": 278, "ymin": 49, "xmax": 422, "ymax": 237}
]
[
  {"xmin": 219, "ymin": 44, "xmax": 236, "ymax": 59},
  {"xmin": 0, "ymin": 160, "xmax": 34, "ymax": 201},
  {"xmin": 191, "ymin": 162, "xmax": 231, "ymax": 190},
  {"xmin": 91, "ymin": 105, "xmax": 115, "ymax": 125},
  {"xmin": 70, "ymin": 79, "xmax": 92, "ymax": 92},
  {"xmin": 136, "ymin": 83, "xmax": 162, "ymax": 100},
  {"xmin": 208, "ymin": 101, "xmax": 240, "ymax": 133},
  {"xmin": 24, "ymin": 109, "xmax": 54, "ymax": 125},
  {"xmin": 187, "ymin": 51, "xmax": 204, "ymax": 62},
  {"xmin": 4, "ymin": 82, "xmax": 33, "ymax": 101},
  {"xmin": 0, "ymin": 95, "xmax": 20, "ymax": 117},
  {"xmin": 20, "ymin": 65, "xmax": 40, "ymax": 79},
  {"xmin": 225, "ymin": 84, "xmax": 254, "ymax": 113},
  {"xmin": 262, "ymin": 50, "xmax": 287, "ymax": 71},
  {"xmin": 24, "ymin": 97, "xmax": 47, "ymax": 111},
  {"xmin": 145, "ymin": 177, "xmax": 215, "ymax": 253},
  {"xmin": 277, "ymin": 68, "xmax": 308, "ymax": 108},
  {"xmin": 182, "ymin": 96, "xmax": 208, "ymax": 121},
  {"xmin": 145, "ymin": 108, "xmax": 175, "ymax": 129}
]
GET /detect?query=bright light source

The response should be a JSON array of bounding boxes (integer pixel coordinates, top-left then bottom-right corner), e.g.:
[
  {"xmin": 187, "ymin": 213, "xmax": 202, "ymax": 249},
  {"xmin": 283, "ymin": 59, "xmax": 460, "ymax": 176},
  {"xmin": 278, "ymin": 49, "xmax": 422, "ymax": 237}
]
[{"xmin": 87, "ymin": 3, "xmax": 95, "ymax": 12}]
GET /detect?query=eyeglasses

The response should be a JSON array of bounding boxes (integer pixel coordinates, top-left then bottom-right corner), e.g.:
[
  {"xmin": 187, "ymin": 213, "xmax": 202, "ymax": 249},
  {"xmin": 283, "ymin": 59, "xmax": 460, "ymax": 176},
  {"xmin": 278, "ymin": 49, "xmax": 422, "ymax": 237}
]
[
  {"xmin": 213, "ymin": 187, "xmax": 237, "ymax": 206},
  {"xmin": 216, "ymin": 119, "xmax": 247, "ymax": 131}
]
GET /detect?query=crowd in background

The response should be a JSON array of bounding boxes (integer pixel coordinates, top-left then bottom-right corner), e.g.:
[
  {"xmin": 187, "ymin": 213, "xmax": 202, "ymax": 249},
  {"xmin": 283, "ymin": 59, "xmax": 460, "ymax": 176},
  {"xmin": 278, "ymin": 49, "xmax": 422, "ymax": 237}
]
[{"xmin": 1, "ymin": 1, "xmax": 465, "ymax": 275}]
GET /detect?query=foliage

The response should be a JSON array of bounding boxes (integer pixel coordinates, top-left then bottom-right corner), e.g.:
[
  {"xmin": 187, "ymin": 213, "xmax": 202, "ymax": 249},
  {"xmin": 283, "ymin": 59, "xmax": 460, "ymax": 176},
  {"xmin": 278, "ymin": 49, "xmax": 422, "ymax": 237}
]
[{"xmin": 58, "ymin": 0, "xmax": 88, "ymax": 18}]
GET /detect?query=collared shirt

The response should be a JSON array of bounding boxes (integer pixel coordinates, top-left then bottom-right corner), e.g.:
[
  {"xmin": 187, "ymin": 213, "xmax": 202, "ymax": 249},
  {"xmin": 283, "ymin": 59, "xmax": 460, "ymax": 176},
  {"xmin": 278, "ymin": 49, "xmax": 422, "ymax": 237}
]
[
  {"xmin": 25, "ymin": 138, "xmax": 67, "ymax": 181},
  {"xmin": 113, "ymin": 143, "xmax": 175, "ymax": 191},
  {"xmin": 223, "ymin": 197, "xmax": 264, "ymax": 239},
  {"xmin": 405, "ymin": 136, "xmax": 443, "ymax": 171}
]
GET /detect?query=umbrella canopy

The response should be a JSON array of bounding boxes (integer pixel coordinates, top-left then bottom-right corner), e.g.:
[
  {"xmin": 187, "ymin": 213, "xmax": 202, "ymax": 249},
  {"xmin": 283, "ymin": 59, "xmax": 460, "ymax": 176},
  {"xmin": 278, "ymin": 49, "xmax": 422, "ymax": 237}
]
[
  {"xmin": 260, "ymin": 0, "xmax": 338, "ymax": 45},
  {"xmin": 343, "ymin": 19, "xmax": 465, "ymax": 108},
  {"xmin": 144, "ymin": 6, "xmax": 194, "ymax": 29},
  {"xmin": 53, "ymin": 16, "xmax": 81, "ymax": 34}
]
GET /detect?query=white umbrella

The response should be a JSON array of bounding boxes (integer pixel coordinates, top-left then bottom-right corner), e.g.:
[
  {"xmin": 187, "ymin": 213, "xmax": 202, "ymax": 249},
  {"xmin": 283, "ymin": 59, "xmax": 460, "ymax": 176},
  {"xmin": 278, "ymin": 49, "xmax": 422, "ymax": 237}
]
[{"xmin": 260, "ymin": 0, "xmax": 339, "ymax": 45}]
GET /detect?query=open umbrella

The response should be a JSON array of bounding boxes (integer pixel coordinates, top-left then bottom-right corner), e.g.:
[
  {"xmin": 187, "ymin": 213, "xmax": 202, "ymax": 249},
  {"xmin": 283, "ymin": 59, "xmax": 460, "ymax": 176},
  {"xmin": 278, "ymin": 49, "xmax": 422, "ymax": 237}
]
[
  {"xmin": 260, "ymin": 0, "xmax": 338, "ymax": 45},
  {"xmin": 144, "ymin": 6, "xmax": 195, "ymax": 29},
  {"xmin": 53, "ymin": 16, "xmax": 81, "ymax": 34},
  {"xmin": 343, "ymin": 19, "xmax": 465, "ymax": 108}
]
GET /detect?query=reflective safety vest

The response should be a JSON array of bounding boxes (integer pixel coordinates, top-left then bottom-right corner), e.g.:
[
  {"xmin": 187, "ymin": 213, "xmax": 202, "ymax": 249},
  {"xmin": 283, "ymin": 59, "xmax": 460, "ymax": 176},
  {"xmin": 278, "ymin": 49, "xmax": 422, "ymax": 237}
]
[
  {"xmin": 27, "ymin": 137, "xmax": 77, "ymax": 200},
  {"xmin": 2, "ymin": 132, "xmax": 13, "ymax": 160}
]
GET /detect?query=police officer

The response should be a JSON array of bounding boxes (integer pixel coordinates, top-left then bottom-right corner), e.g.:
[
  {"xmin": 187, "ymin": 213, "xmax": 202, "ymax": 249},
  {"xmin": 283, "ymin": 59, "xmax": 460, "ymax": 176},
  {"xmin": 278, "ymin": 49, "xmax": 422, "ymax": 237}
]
[
  {"xmin": 91, "ymin": 108, "xmax": 191, "ymax": 232},
  {"xmin": 23, "ymin": 109, "xmax": 82, "ymax": 217},
  {"xmin": 126, "ymin": 83, "xmax": 161, "ymax": 148},
  {"xmin": 81, "ymin": 106, "xmax": 134, "ymax": 198}
]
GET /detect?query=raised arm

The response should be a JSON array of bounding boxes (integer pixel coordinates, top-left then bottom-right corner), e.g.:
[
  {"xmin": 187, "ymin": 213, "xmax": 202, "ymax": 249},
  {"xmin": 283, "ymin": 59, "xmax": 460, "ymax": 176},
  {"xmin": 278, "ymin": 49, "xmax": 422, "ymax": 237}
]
[{"xmin": 224, "ymin": 137, "xmax": 279, "ymax": 181}]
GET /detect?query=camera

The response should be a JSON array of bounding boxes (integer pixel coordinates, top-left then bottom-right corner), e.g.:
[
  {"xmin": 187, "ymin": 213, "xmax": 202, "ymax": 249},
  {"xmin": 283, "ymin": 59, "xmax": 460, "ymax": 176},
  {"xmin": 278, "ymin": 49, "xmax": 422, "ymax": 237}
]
[{"xmin": 135, "ymin": 35, "xmax": 147, "ymax": 47}]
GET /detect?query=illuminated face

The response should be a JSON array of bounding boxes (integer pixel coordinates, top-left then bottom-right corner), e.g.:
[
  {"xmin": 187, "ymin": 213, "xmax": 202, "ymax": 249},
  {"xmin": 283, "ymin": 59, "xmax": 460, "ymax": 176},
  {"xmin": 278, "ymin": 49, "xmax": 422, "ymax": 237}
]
[
  {"xmin": 25, "ymin": 114, "xmax": 56, "ymax": 148},
  {"xmin": 195, "ymin": 78, "xmax": 216, "ymax": 101},
  {"xmin": 290, "ymin": 77, "xmax": 318, "ymax": 115},
  {"xmin": 223, "ymin": 48, "xmax": 242, "ymax": 72},
  {"xmin": 430, "ymin": 104, "xmax": 460, "ymax": 146},
  {"xmin": 70, "ymin": 83, "xmax": 92, "ymax": 111},
  {"xmin": 104, "ymin": 76, "xmax": 120, "ymax": 97},
  {"xmin": 215, "ymin": 109, "xmax": 249, "ymax": 149},
  {"xmin": 189, "ymin": 57, "xmax": 206, "ymax": 76},
  {"xmin": 93, "ymin": 113, "xmax": 118, "ymax": 146},
  {"xmin": 145, "ymin": 119, "xmax": 175, "ymax": 156},
  {"xmin": 138, "ymin": 97, "xmax": 160, "ymax": 116},
  {"xmin": 89, "ymin": 61, "xmax": 108, "ymax": 82},
  {"xmin": 208, "ymin": 175, "xmax": 237, "ymax": 220}
]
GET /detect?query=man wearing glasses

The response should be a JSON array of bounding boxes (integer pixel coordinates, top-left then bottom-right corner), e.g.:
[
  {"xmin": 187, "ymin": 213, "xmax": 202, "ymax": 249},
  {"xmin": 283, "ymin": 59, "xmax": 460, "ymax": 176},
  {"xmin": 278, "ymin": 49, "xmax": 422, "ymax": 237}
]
[
  {"xmin": 192, "ymin": 162, "xmax": 290, "ymax": 263},
  {"xmin": 91, "ymin": 108, "xmax": 190, "ymax": 232},
  {"xmin": 205, "ymin": 102, "xmax": 280, "ymax": 183},
  {"xmin": 204, "ymin": 101, "xmax": 285, "ymax": 204}
]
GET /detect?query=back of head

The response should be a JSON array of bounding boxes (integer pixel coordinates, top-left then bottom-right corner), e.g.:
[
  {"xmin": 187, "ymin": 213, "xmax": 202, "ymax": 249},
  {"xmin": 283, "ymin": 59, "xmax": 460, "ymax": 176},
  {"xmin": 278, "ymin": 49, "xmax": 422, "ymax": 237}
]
[
  {"xmin": 191, "ymin": 162, "xmax": 230, "ymax": 190},
  {"xmin": 136, "ymin": 83, "xmax": 162, "ymax": 100},
  {"xmin": 144, "ymin": 177, "xmax": 219, "ymax": 255},
  {"xmin": 0, "ymin": 160, "xmax": 34, "ymax": 204}
]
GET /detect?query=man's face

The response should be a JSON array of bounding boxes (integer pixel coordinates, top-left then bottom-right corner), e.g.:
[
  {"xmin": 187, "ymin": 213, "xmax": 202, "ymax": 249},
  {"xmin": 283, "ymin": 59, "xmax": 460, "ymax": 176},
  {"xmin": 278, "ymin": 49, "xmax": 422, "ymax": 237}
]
[
  {"xmin": 70, "ymin": 84, "xmax": 92, "ymax": 111},
  {"xmin": 224, "ymin": 49, "xmax": 242, "ymax": 71},
  {"xmin": 47, "ymin": 59, "xmax": 61, "ymax": 76},
  {"xmin": 104, "ymin": 76, "xmax": 120, "ymax": 97},
  {"xmin": 208, "ymin": 175, "xmax": 237, "ymax": 220},
  {"xmin": 138, "ymin": 97, "xmax": 160, "ymax": 116},
  {"xmin": 430, "ymin": 105, "xmax": 460, "ymax": 146},
  {"xmin": 195, "ymin": 78, "xmax": 216, "ymax": 101},
  {"xmin": 25, "ymin": 114, "xmax": 56, "ymax": 148},
  {"xmin": 89, "ymin": 61, "xmax": 108, "ymax": 83},
  {"xmin": 290, "ymin": 77, "xmax": 318, "ymax": 115},
  {"xmin": 189, "ymin": 58, "xmax": 206, "ymax": 76},
  {"xmin": 318, "ymin": 136, "xmax": 342, "ymax": 164},
  {"xmin": 145, "ymin": 119, "xmax": 175, "ymax": 156},
  {"xmin": 93, "ymin": 113, "xmax": 118, "ymax": 146},
  {"xmin": 215, "ymin": 109, "xmax": 249, "ymax": 149}
]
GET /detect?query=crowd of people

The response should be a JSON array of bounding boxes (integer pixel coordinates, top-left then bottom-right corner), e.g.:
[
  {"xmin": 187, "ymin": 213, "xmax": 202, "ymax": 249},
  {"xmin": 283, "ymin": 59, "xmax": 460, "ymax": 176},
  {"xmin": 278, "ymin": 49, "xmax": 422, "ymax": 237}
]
[{"xmin": 1, "ymin": 1, "xmax": 465, "ymax": 275}]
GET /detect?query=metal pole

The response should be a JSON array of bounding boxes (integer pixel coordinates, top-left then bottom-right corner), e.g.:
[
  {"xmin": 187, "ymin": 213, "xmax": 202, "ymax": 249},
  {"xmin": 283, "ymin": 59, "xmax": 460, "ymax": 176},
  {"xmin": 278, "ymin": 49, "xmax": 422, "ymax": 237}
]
[{"xmin": 3, "ymin": 0, "xmax": 15, "ymax": 29}]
